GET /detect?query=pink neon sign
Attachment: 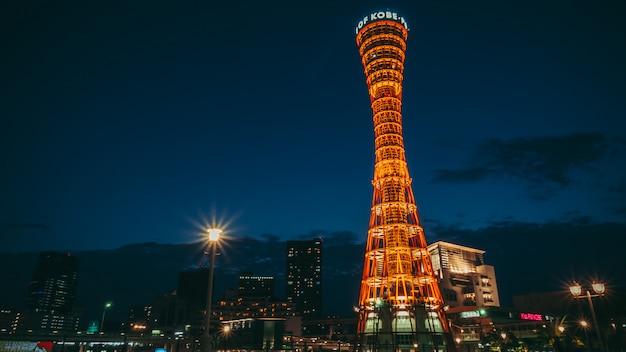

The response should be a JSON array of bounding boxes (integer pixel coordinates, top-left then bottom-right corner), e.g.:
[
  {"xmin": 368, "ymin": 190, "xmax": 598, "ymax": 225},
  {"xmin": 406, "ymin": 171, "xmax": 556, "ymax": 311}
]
[{"xmin": 520, "ymin": 312, "xmax": 543, "ymax": 321}]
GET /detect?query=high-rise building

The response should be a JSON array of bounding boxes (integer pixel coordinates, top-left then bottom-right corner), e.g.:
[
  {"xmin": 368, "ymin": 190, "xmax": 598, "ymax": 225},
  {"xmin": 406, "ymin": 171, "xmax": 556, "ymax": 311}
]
[
  {"xmin": 26, "ymin": 252, "xmax": 79, "ymax": 314},
  {"xmin": 151, "ymin": 292, "xmax": 198, "ymax": 332},
  {"xmin": 149, "ymin": 268, "xmax": 211, "ymax": 332},
  {"xmin": 20, "ymin": 252, "xmax": 81, "ymax": 332},
  {"xmin": 354, "ymin": 10, "xmax": 455, "ymax": 352},
  {"xmin": 428, "ymin": 241, "xmax": 500, "ymax": 308},
  {"xmin": 285, "ymin": 238, "xmax": 322, "ymax": 319}
]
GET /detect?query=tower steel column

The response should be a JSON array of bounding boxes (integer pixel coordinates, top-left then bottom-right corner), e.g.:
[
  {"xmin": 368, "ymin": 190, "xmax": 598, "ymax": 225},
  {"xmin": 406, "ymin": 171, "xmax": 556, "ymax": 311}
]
[{"xmin": 355, "ymin": 10, "xmax": 455, "ymax": 352}]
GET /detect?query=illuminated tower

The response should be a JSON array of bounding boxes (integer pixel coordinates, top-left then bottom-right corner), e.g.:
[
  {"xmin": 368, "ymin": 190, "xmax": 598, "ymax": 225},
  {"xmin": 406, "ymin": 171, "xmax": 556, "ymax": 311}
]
[{"xmin": 355, "ymin": 11, "xmax": 455, "ymax": 352}]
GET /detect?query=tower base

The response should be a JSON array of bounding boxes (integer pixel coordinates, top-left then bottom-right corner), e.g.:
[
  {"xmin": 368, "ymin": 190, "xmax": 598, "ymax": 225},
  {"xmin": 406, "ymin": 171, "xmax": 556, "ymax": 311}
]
[{"xmin": 356, "ymin": 303, "xmax": 456, "ymax": 352}]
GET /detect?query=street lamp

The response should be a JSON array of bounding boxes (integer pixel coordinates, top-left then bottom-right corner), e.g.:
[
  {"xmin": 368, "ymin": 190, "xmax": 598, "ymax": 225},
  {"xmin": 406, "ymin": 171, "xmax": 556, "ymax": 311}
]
[
  {"xmin": 100, "ymin": 301, "xmax": 112, "ymax": 333},
  {"xmin": 579, "ymin": 320, "xmax": 591, "ymax": 349},
  {"xmin": 569, "ymin": 281, "xmax": 606, "ymax": 352},
  {"xmin": 201, "ymin": 228, "xmax": 222, "ymax": 352}
]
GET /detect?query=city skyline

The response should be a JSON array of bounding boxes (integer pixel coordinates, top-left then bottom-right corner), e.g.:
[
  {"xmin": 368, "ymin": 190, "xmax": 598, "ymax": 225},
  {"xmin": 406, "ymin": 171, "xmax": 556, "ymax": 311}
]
[
  {"xmin": 2, "ymin": 240, "xmax": 625, "ymax": 352},
  {"xmin": 1, "ymin": 0, "xmax": 625, "ymax": 310},
  {"xmin": 0, "ymin": 233, "xmax": 624, "ymax": 329}
]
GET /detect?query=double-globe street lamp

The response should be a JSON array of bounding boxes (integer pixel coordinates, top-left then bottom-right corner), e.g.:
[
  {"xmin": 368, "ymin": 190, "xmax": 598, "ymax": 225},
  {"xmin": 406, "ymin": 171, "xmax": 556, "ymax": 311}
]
[
  {"xmin": 569, "ymin": 281, "xmax": 606, "ymax": 352},
  {"xmin": 201, "ymin": 228, "xmax": 222, "ymax": 352}
]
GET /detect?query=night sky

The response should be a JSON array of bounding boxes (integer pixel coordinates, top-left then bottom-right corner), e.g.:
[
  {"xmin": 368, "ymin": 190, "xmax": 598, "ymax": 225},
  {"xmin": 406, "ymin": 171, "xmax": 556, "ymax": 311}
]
[{"xmin": 2, "ymin": 0, "xmax": 625, "ymax": 264}]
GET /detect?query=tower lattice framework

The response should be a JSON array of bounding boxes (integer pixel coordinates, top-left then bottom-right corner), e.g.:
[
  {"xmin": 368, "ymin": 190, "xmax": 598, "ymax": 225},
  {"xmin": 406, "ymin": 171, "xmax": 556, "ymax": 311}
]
[{"xmin": 355, "ymin": 11, "xmax": 455, "ymax": 352}]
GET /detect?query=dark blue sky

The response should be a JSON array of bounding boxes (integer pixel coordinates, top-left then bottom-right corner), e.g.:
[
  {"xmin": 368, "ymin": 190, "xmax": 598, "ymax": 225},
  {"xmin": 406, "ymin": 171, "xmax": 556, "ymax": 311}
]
[{"xmin": 2, "ymin": 0, "xmax": 625, "ymax": 254}]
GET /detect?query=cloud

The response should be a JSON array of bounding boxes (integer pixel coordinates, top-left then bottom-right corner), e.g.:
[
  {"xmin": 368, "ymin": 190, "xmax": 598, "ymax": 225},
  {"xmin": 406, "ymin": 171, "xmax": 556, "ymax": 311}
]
[
  {"xmin": 609, "ymin": 204, "xmax": 626, "ymax": 216},
  {"xmin": 431, "ymin": 132, "xmax": 617, "ymax": 200},
  {"xmin": 259, "ymin": 233, "xmax": 280, "ymax": 242}
]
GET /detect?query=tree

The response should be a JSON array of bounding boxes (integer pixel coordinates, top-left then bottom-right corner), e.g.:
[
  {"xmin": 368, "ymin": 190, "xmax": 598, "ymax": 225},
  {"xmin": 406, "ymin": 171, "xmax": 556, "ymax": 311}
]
[
  {"xmin": 482, "ymin": 328, "xmax": 522, "ymax": 352},
  {"xmin": 535, "ymin": 317, "xmax": 585, "ymax": 352}
]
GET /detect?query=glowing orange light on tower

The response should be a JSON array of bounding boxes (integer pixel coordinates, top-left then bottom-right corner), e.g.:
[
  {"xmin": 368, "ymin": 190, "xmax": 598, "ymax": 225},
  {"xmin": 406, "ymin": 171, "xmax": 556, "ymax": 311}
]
[{"xmin": 355, "ymin": 10, "xmax": 454, "ymax": 352}]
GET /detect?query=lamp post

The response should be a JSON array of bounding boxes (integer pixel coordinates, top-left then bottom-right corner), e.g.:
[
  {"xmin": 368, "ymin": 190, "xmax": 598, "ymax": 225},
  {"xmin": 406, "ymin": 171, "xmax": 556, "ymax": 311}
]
[
  {"xmin": 579, "ymin": 320, "xmax": 591, "ymax": 349},
  {"xmin": 201, "ymin": 228, "xmax": 222, "ymax": 352},
  {"xmin": 569, "ymin": 281, "xmax": 606, "ymax": 352},
  {"xmin": 100, "ymin": 301, "xmax": 112, "ymax": 333}
]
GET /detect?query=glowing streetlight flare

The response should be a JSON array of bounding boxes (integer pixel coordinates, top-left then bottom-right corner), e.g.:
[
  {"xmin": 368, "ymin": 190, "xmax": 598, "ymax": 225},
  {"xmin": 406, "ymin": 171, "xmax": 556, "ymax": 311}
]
[
  {"xmin": 207, "ymin": 228, "xmax": 222, "ymax": 242},
  {"xmin": 592, "ymin": 282, "xmax": 605, "ymax": 295},
  {"xmin": 569, "ymin": 282, "xmax": 582, "ymax": 296}
]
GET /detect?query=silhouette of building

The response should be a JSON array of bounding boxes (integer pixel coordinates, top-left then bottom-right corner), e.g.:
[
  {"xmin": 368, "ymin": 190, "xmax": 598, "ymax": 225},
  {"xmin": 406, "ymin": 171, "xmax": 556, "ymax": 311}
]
[
  {"xmin": 177, "ymin": 268, "xmax": 211, "ymax": 310},
  {"xmin": 219, "ymin": 317, "xmax": 292, "ymax": 351},
  {"xmin": 238, "ymin": 272, "xmax": 274, "ymax": 299},
  {"xmin": 128, "ymin": 305, "xmax": 152, "ymax": 333},
  {"xmin": 512, "ymin": 291, "xmax": 568, "ymax": 316},
  {"xmin": 428, "ymin": 241, "xmax": 500, "ymax": 308},
  {"xmin": 286, "ymin": 239, "xmax": 322, "ymax": 319},
  {"xmin": 216, "ymin": 273, "xmax": 298, "ymax": 322},
  {"xmin": 151, "ymin": 292, "xmax": 199, "ymax": 334},
  {"xmin": 301, "ymin": 315, "xmax": 359, "ymax": 341},
  {"xmin": 150, "ymin": 270, "xmax": 298, "ymax": 337},
  {"xmin": 19, "ymin": 252, "xmax": 81, "ymax": 333},
  {"xmin": 354, "ymin": 10, "xmax": 455, "ymax": 352},
  {"xmin": 150, "ymin": 268, "xmax": 210, "ymax": 333}
]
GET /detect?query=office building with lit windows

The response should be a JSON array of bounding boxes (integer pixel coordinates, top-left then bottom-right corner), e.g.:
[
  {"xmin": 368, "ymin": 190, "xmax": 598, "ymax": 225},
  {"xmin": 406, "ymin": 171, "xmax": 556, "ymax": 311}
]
[
  {"xmin": 19, "ymin": 252, "xmax": 81, "ymax": 332},
  {"xmin": 285, "ymin": 239, "xmax": 322, "ymax": 319},
  {"xmin": 238, "ymin": 272, "xmax": 275, "ymax": 298}
]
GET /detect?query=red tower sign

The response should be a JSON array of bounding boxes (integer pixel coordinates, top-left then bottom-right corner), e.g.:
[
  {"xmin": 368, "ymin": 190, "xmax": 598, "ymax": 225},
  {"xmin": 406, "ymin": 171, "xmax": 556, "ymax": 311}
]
[{"xmin": 355, "ymin": 10, "xmax": 455, "ymax": 352}]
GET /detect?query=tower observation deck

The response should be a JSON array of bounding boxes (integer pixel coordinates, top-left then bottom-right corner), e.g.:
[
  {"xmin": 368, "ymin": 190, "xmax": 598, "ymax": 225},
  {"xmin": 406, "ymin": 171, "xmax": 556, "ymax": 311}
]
[{"xmin": 355, "ymin": 11, "xmax": 455, "ymax": 352}]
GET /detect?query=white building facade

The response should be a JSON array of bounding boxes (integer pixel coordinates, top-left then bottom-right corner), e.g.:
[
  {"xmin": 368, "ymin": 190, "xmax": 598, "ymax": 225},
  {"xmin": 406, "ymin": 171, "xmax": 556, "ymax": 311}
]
[{"xmin": 428, "ymin": 241, "xmax": 500, "ymax": 308}]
